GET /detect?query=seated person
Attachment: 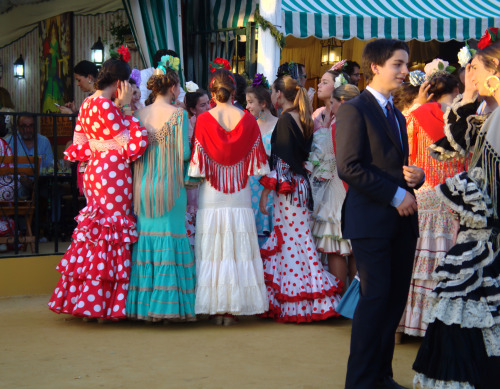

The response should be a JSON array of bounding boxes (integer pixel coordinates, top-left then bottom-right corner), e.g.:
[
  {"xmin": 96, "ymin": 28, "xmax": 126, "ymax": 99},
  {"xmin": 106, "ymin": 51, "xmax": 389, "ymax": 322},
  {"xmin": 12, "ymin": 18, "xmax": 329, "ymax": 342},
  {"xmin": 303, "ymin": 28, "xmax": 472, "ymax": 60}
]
[
  {"xmin": 0, "ymin": 114, "xmax": 15, "ymax": 250},
  {"xmin": 6, "ymin": 115, "xmax": 54, "ymax": 172}
]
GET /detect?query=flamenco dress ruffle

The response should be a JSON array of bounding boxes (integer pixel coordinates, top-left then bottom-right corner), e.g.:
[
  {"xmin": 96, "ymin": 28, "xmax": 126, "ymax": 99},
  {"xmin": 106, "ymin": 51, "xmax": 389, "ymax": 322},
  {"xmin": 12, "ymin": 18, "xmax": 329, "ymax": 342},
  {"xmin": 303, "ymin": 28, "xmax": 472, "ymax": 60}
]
[
  {"xmin": 48, "ymin": 204, "xmax": 137, "ymax": 319},
  {"xmin": 259, "ymin": 169, "xmax": 343, "ymax": 323},
  {"xmin": 413, "ymin": 169, "xmax": 500, "ymax": 388},
  {"xmin": 48, "ymin": 98, "xmax": 148, "ymax": 319}
]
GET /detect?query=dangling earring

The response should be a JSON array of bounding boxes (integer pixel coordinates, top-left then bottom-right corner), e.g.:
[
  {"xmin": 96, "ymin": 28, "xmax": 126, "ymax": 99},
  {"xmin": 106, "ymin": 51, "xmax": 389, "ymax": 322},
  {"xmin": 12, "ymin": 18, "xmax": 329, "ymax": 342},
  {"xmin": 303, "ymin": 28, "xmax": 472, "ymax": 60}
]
[
  {"xmin": 88, "ymin": 80, "xmax": 92, "ymax": 84},
  {"xmin": 258, "ymin": 110, "xmax": 267, "ymax": 120},
  {"xmin": 485, "ymin": 75, "xmax": 500, "ymax": 96}
]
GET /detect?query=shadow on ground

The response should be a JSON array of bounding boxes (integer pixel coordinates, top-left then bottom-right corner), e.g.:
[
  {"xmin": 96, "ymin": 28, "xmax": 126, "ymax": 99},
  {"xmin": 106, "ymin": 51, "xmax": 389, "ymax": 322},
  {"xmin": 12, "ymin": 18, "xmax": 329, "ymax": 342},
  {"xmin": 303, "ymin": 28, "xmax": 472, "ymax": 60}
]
[{"xmin": 0, "ymin": 295, "xmax": 421, "ymax": 389}]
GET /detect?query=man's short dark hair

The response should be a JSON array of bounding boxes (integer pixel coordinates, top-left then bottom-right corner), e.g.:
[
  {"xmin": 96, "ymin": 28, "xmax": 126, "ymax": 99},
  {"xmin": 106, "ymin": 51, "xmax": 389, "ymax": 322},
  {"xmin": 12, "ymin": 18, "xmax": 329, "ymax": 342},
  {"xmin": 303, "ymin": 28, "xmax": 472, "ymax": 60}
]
[
  {"xmin": 361, "ymin": 40, "xmax": 409, "ymax": 84},
  {"xmin": 343, "ymin": 61, "xmax": 360, "ymax": 76},
  {"xmin": 153, "ymin": 49, "xmax": 179, "ymax": 68},
  {"xmin": 17, "ymin": 115, "xmax": 34, "ymax": 126}
]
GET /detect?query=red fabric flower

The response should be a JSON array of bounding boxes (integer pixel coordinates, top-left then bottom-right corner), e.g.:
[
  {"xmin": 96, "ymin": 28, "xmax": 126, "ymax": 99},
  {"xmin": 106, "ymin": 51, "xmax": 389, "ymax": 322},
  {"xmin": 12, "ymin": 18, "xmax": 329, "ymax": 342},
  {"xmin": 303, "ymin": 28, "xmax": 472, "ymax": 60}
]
[
  {"xmin": 117, "ymin": 45, "xmax": 131, "ymax": 63},
  {"xmin": 209, "ymin": 57, "xmax": 231, "ymax": 73},
  {"xmin": 478, "ymin": 27, "xmax": 499, "ymax": 50}
]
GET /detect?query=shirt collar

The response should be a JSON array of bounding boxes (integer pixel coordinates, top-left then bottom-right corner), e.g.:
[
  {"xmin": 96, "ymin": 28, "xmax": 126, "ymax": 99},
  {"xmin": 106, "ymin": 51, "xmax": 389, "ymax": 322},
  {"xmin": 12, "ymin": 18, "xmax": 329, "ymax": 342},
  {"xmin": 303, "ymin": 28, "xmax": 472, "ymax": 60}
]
[{"xmin": 366, "ymin": 85, "xmax": 394, "ymax": 109}]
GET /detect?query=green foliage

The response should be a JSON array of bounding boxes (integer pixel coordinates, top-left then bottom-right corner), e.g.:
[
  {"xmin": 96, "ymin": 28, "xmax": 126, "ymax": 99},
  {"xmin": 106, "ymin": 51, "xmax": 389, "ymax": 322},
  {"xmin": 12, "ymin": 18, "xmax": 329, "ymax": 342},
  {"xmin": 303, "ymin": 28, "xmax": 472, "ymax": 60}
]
[
  {"xmin": 106, "ymin": 15, "xmax": 132, "ymax": 50},
  {"xmin": 254, "ymin": 5, "xmax": 286, "ymax": 50}
]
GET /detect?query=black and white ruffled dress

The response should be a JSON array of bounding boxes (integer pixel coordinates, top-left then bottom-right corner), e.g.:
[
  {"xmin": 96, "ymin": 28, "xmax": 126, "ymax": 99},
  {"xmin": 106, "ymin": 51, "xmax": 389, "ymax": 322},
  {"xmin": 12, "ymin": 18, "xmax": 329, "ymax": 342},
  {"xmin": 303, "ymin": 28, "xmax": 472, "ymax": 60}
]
[{"xmin": 413, "ymin": 96, "xmax": 500, "ymax": 389}]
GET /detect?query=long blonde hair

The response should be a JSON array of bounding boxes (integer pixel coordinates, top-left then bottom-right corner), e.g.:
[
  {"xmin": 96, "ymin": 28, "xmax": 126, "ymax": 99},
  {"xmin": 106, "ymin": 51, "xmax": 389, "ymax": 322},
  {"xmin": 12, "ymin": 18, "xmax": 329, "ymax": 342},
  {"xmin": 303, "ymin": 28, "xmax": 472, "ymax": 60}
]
[{"xmin": 274, "ymin": 75, "xmax": 314, "ymax": 139}]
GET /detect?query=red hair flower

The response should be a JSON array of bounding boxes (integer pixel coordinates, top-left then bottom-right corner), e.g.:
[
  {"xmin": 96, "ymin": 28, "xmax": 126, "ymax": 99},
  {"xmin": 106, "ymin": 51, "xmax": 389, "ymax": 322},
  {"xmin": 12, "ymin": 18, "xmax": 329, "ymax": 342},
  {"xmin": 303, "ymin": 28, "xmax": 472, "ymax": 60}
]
[
  {"xmin": 209, "ymin": 57, "xmax": 231, "ymax": 73},
  {"xmin": 117, "ymin": 45, "xmax": 131, "ymax": 63},
  {"xmin": 478, "ymin": 27, "xmax": 500, "ymax": 50}
]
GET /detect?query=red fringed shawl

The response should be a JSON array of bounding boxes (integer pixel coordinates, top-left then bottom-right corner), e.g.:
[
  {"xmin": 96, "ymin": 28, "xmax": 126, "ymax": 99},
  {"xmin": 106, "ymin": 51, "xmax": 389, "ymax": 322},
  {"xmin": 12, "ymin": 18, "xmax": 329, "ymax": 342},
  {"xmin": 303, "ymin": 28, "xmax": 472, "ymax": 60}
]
[
  {"xmin": 411, "ymin": 102, "xmax": 446, "ymax": 157},
  {"xmin": 191, "ymin": 110, "xmax": 268, "ymax": 194},
  {"xmin": 410, "ymin": 102, "xmax": 467, "ymax": 187}
]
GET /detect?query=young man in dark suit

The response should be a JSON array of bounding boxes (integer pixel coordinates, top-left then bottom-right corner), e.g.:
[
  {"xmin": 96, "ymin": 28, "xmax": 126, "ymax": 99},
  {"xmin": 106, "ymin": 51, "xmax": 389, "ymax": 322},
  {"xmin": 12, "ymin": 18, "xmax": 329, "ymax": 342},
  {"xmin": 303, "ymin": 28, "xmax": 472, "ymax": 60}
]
[{"xmin": 335, "ymin": 39, "xmax": 425, "ymax": 389}]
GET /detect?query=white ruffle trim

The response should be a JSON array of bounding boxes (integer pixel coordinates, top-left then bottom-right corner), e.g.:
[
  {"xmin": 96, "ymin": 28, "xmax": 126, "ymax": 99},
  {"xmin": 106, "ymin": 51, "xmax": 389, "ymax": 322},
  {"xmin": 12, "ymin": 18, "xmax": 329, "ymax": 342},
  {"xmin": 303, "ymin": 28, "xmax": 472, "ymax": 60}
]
[
  {"xmin": 413, "ymin": 373, "xmax": 474, "ymax": 389},
  {"xmin": 436, "ymin": 169, "xmax": 493, "ymax": 230},
  {"xmin": 424, "ymin": 296, "xmax": 495, "ymax": 328},
  {"xmin": 483, "ymin": 324, "xmax": 500, "ymax": 356}
]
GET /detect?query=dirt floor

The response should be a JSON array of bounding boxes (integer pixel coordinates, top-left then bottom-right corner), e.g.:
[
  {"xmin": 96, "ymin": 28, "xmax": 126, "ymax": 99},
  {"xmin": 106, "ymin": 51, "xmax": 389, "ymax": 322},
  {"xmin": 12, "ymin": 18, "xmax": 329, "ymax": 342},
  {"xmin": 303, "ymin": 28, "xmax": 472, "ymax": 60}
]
[{"xmin": 0, "ymin": 295, "xmax": 421, "ymax": 389}]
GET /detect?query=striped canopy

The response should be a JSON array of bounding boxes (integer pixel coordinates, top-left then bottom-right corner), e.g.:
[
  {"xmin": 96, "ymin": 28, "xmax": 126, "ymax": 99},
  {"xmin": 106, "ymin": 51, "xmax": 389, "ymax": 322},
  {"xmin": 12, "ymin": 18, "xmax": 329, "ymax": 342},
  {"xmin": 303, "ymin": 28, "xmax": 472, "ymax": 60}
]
[
  {"xmin": 281, "ymin": 0, "xmax": 500, "ymax": 41},
  {"xmin": 210, "ymin": 0, "xmax": 257, "ymax": 30},
  {"xmin": 123, "ymin": 0, "xmax": 184, "ymax": 83}
]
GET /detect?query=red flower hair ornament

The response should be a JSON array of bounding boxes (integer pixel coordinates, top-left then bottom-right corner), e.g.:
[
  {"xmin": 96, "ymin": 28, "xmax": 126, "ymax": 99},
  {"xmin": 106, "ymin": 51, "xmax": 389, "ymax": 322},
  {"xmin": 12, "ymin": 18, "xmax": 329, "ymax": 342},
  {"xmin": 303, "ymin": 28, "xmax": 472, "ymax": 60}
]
[
  {"xmin": 110, "ymin": 45, "xmax": 131, "ymax": 63},
  {"xmin": 209, "ymin": 57, "xmax": 231, "ymax": 73},
  {"xmin": 478, "ymin": 27, "xmax": 500, "ymax": 50}
]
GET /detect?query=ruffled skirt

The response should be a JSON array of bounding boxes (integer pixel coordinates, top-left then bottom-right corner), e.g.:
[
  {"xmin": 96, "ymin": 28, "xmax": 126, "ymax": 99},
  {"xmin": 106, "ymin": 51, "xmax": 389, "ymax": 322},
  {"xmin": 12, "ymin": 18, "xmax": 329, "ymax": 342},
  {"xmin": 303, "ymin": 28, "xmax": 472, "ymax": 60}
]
[
  {"xmin": 413, "ymin": 169, "xmax": 500, "ymax": 388},
  {"xmin": 48, "ymin": 202, "xmax": 137, "ymax": 319},
  {"xmin": 398, "ymin": 187, "xmax": 456, "ymax": 337},
  {"xmin": 194, "ymin": 182, "xmax": 268, "ymax": 315},
  {"xmin": 310, "ymin": 177, "xmax": 351, "ymax": 256},
  {"xmin": 126, "ymin": 233, "xmax": 196, "ymax": 321},
  {"xmin": 261, "ymin": 193, "xmax": 343, "ymax": 323}
]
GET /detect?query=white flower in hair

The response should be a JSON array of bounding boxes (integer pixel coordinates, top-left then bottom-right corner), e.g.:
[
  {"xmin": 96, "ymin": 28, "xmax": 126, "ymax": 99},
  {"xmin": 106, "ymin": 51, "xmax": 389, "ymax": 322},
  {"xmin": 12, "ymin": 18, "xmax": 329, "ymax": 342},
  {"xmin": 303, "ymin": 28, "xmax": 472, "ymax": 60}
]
[
  {"xmin": 334, "ymin": 74, "xmax": 348, "ymax": 88},
  {"xmin": 457, "ymin": 45, "xmax": 476, "ymax": 67},
  {"xmin": 185, "ymin": 81, "xmax": 199, "ymax": 93}
]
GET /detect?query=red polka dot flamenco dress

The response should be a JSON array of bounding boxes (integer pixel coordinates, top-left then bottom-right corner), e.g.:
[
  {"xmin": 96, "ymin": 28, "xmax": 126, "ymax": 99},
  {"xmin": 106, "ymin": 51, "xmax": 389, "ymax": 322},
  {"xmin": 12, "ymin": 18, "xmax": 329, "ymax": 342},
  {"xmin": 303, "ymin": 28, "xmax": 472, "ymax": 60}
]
[{"xmin": 48, "ymin": 96, "xmax": 148, "ymax": 320}]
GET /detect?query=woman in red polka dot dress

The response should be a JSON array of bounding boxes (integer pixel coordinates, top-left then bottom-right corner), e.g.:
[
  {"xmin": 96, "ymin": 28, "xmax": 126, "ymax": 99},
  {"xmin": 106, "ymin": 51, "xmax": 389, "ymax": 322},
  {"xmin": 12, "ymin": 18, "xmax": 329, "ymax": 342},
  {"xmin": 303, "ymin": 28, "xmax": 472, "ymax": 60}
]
[
  {"xmin": 259, "ymin": 75, "xmax": 343, "ymax": 323},
  {"xmin": 48, "ymin": 58, "xmax": 148, "ymax": 320}
]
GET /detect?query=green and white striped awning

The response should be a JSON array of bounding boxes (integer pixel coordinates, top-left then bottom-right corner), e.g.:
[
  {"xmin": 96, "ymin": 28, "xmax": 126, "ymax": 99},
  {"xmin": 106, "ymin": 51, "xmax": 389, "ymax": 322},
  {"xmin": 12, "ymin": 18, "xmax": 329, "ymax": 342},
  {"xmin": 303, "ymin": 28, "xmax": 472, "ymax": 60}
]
[
  {"xmin": 210, "ymin": 0, "xmax": 257, "ymax": 30},
  {"xmin": 282, "ymin": 0, "xmax": 500, "ymax": 41}
]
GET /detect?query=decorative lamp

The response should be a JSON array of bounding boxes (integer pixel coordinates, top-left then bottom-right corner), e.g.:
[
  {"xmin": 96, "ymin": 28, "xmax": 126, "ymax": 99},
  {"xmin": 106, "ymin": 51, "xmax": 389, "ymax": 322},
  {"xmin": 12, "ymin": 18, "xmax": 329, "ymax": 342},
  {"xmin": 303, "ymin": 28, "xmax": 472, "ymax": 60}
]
[
  {"xmin": 321, "ymin": 39, "xmax": 343, "ymax": 66},
  {"xmin": 13, "ymin": 55, "xmax": 24, "ymax": 78},
  {"xmin": 91, "ymin": 37, "xmax": 104, "ymax": 67}
]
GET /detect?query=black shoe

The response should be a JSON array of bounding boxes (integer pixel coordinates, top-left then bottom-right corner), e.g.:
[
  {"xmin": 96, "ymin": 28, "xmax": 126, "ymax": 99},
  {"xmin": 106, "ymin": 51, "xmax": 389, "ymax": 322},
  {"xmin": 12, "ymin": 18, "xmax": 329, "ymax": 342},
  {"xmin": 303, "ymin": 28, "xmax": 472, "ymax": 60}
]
[{"xmin": 376, "ymin": 376, "xmax": 409, "ymax": 389}]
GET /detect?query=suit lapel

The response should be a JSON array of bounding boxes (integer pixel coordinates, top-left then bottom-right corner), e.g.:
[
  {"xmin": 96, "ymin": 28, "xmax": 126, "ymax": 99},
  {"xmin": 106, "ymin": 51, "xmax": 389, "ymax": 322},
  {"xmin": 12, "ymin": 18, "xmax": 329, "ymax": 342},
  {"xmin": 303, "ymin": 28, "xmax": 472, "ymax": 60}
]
[{"xmin": 362, "ymin": 91, "xmax": 404, "ymax": 158}]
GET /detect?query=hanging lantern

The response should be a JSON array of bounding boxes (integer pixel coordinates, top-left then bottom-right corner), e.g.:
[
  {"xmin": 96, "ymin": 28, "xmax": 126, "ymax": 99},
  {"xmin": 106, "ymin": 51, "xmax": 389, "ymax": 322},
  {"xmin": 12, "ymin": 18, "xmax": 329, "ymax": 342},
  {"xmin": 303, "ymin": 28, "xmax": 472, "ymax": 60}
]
[
  {"xmin": 91, "ymin": 37, "xmax": 104, "ymax": 67},
  {"xmin": 13, "ymin": 55, "xmax": 25, "ymax": 78},
  {"xmin": 320, "ymin": 39, "xmax": 343, "ymax": 66}
]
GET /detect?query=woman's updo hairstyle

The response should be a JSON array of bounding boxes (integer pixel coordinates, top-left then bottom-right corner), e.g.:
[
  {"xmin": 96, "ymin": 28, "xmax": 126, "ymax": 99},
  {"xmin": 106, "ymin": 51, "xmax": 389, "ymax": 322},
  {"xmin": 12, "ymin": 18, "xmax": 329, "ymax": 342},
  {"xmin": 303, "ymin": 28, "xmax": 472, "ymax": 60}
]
[
  {"xmin": 273, "ymin": 75, "xmax": 314, "ymax": 139},
  {"xmin": 209, "ymin": 69, "xmax": 235, "ymax": 103},
  {"xmin": 94, "ymin": 58, "xmax": 130, "ymax": 91},
  {"xmin": 333, "ymin": 84, "xmax": 360, "ymax": 102},
  {"xmin": 185, "ymin": 89, "xmax": 209, "ymax": 116},
  {"xmin": 428, "ymin": 72, "xmax": 459, "ymax": 101},
  {"xmin": 146, "ymin": 68, "xmax": 180, "ymax": 97}
]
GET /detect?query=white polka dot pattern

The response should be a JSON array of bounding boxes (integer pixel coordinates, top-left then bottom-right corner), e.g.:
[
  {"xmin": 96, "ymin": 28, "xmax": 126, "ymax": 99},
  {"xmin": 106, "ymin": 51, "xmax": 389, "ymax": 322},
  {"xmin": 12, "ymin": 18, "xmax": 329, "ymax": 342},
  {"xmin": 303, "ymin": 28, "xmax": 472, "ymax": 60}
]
[{"xmin": 50, "ymin": 96, "xmax": 149, "ymax": 320}]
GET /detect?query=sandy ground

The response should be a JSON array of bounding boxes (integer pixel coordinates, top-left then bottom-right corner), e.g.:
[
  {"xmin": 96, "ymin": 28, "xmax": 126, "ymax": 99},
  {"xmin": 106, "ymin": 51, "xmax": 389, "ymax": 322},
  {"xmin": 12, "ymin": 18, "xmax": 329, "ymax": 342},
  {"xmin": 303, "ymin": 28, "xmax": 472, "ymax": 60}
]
[{"xmin": 0, "ymin": 295, "xmax": 421, "ymax": 389}]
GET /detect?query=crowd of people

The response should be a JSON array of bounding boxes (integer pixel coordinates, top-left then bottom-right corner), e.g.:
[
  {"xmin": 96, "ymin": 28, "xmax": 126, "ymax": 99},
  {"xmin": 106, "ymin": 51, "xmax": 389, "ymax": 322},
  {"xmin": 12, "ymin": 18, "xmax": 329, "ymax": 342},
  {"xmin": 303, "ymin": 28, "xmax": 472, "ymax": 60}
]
[{"xmin": 44, "ymin": 29, "xmax": 500, "ymax": 388}]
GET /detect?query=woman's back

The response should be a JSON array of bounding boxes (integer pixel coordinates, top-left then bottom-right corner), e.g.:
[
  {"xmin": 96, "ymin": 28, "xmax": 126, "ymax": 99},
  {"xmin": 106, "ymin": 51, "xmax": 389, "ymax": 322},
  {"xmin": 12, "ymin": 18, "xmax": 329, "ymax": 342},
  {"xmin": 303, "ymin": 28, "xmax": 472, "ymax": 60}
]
[
  {"xmin": 134, "ymin": 102, "xmax": 189, "ymax": 220},
  {"xmin": 139, "ymin": 101, "xmax": 179, "ymax": 131},
  {"xmin": 207, "ymin": 104, "xmax": 244, "ymax": 131}
]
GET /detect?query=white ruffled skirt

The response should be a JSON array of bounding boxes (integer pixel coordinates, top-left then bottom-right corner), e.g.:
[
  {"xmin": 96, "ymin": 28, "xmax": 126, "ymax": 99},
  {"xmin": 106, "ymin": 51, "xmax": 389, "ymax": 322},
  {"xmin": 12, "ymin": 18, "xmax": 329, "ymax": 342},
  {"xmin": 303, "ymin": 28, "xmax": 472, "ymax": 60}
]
[{"xmin": 194, "ymin": 181, "xmax": 268, "ymax": 315}]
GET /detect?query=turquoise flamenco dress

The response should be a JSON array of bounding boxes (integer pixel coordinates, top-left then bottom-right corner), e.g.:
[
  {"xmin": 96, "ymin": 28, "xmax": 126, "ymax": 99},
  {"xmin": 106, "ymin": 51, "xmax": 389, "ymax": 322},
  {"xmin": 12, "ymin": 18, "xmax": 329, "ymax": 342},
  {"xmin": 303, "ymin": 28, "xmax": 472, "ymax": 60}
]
[{"xmin": 126, "ymin": 108, "xmax": 196, "ymax": 321}]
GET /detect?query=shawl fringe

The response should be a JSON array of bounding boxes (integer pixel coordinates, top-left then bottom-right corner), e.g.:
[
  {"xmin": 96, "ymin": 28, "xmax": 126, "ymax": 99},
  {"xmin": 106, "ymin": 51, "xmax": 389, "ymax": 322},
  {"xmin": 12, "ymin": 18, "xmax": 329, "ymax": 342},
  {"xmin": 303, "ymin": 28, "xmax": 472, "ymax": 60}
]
[
  {"xmin": 192, "ymin": 133, "xmax": 268, "ymax": 194},
  {"xmin": 134, "ymin": 110, "xmax": 185, "ymax": 218}
]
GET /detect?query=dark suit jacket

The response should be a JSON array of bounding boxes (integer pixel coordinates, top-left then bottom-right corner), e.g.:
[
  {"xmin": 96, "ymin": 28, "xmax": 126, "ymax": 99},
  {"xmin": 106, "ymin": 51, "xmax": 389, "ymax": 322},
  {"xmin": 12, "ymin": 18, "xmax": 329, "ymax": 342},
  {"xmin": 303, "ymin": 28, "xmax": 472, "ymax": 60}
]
[{"xmin": 335, "ymin": 89, "xmax": 419, "ymax": 239}]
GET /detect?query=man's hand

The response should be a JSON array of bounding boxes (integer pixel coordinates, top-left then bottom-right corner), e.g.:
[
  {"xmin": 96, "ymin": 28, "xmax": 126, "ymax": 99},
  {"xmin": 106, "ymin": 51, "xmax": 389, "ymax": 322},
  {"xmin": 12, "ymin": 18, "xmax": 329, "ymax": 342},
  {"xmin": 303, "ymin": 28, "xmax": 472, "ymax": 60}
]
[
  {"xmin": 403, "ymin": 165, "xmax": 425, "ymax": 188},
  {"xmin": 396, "ymin": 191, "xmax": 418, "ymax": 216}
]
